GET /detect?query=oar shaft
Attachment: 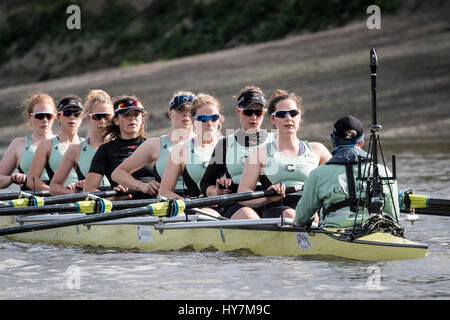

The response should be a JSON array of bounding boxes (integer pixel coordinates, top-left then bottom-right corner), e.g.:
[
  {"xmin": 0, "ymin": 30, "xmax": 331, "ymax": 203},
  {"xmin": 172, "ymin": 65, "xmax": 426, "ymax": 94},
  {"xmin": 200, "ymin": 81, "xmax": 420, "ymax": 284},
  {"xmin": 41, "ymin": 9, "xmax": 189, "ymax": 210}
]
[
  {"xmin": 0, "ymin": 190, "xmax": 50, "ymax": 201},
  {"xmin": 401, "ymin": 208, "xmax": 450, "ymax": 217},
  {"xmin": 0, "ymin": 198, "xmax": 161, "ymax": 216},
  {"xmin": 0, "ymin": 207, "xmax": 151, "ymax": 236},
  {"xmin": 184, "ymin": 186, "xmax": 301, "ymax": 208}
]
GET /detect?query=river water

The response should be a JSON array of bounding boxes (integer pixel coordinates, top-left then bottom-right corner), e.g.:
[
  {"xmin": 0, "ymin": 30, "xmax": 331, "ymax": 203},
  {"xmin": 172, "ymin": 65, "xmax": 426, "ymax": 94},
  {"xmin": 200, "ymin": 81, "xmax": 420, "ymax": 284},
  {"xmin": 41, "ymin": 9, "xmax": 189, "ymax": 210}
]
[{"xmin": 0, "ymin": 141, "xmax": 449, "ymax": 301}]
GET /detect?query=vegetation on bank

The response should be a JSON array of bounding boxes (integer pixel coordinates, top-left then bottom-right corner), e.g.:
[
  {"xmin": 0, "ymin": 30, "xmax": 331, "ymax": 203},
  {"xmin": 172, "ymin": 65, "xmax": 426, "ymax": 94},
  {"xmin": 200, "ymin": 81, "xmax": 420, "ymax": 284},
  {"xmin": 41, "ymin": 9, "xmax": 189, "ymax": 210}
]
[{"xmin": 0, "ymin": 0, "xmax": 398, "ymax": 82}]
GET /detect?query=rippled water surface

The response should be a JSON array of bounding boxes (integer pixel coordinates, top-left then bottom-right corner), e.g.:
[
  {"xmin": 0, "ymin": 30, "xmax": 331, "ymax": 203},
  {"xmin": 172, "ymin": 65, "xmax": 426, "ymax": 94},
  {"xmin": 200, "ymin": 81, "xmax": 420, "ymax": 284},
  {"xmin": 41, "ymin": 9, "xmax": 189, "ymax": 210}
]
[{"xmin": 0, "ymin": 141, "xmax": 449, "ymax": 300}]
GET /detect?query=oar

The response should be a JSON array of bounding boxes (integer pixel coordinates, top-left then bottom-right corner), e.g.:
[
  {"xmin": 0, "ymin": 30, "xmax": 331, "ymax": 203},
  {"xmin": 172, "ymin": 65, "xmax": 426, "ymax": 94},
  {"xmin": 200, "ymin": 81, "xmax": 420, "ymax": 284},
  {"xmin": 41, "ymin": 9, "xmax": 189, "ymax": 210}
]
[
  {"xmin": 0, "ymin": 189, "xmax": 141, "ymax": 208},
  {"xmin": 0, "ymin": 190, "xmax": 50, "ymax": 201},
  {"xmin": 0, "ymin": 198, "xmax": 162, "ymax": 216},
  {"xmin": 399, "ymin": 192, "xmax": 450, "ymax": 210},
  {"xmin": 0, "ymin": 186, "xmax": 301, "ymax": 236},
  {"xmin": 401, "ymin": 208, "xmax": 450, "ymax": 217}
]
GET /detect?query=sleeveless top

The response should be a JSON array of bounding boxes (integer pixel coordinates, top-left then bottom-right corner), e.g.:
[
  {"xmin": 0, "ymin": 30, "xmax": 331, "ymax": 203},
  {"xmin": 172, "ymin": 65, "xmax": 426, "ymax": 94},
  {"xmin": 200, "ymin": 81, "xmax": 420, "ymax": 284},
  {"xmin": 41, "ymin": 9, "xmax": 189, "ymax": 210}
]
[
  {"xmin": 75, "ymin": 139, "xmax": 110, "ymax": 188},
  {"xmin": 154, "ymin": 135, "xmax": 185, "ymax": 190},
  {"xmin": 182, "ymin": 139, "xmax": 214, "ymax": 197},
  {"xmin": 225, "ymin": 130, "xmax": 274, "ymax": 185},
  {"xmin": 18, "ymin": 135, "xmax": 51, "ymax": 182},
  {"xmin": 46, "ymin": 136, "xmax": 81, "ymax": 186},
  {"xmin": 261, "ymin": 140, "xmax": 318, "ymax": 195}
]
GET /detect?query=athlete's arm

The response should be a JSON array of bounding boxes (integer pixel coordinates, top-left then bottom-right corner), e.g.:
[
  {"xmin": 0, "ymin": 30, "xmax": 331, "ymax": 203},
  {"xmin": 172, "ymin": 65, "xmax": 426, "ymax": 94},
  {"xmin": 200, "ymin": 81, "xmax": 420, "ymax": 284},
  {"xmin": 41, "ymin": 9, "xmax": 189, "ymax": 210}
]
[
  {"xmin": 158, "ymin": 144, "xmax": 186, "ymax": 199},
  {"xmin": 310, "ymin": 142, "xmax": 332, "ymax": 165},
  {"xmin": 0, "ymin": 138, "xmax": 26, "ymax": 188}
]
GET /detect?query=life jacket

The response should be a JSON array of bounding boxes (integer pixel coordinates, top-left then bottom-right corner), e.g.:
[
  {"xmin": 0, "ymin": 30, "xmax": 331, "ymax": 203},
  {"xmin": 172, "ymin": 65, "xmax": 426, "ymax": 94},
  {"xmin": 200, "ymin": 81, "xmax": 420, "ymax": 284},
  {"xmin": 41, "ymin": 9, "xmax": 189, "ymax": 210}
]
[{"xmin": 323, "ymin": 146, "xmax": 369, "ymax": 214}]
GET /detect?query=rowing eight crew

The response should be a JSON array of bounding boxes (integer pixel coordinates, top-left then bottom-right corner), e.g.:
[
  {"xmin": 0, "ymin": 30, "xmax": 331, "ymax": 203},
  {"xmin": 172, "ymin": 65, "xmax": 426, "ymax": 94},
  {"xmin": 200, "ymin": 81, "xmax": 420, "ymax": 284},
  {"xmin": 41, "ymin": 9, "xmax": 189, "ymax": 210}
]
[{"xmin": 0, "ymin": 88, "xmax": 400, "ymax": 227}]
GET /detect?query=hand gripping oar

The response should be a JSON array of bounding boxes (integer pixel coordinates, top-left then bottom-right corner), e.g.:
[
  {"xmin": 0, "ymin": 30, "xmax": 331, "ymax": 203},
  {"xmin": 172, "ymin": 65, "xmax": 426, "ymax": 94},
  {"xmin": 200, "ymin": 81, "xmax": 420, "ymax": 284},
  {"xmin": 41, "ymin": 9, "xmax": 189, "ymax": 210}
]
[
  {"xmin": 0, "ymin": 186, "xmax": 301, "ymax": 236},
  {"xmin": 0, "ymin": 189, "xmax": 138, "ymax": 209}
]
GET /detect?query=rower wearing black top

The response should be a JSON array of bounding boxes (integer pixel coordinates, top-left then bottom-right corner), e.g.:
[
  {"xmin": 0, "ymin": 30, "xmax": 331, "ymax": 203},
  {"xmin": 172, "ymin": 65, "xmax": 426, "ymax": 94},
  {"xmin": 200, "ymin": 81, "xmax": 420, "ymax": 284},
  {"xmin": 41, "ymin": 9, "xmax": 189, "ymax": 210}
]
[
  {"xmin": 200, "ymin": 86, "xmax": 273, "ymax": 219},
  {"xmin": 83, "ymin": 95, "xmax": 153, "ymax": 198}
]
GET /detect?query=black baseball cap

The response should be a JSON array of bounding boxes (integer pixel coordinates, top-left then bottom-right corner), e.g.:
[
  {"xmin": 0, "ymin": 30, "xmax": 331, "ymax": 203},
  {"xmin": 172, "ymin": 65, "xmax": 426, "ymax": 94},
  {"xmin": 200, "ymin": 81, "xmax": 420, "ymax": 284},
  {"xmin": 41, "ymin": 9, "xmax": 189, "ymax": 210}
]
[
  {"xmin": 57, "ymin": 97, "xmax": 83, "ymax": 112},
  {"xmin": 237, "ymin": 91, "xmax": 266, "ymax": 109},
  {"xmin": 114, "ymin": 98, "xmax": 145, "ymax": 115},
  {"xmin": 332, "ymin": 115, "xmax": 364, "ymax": 138}
]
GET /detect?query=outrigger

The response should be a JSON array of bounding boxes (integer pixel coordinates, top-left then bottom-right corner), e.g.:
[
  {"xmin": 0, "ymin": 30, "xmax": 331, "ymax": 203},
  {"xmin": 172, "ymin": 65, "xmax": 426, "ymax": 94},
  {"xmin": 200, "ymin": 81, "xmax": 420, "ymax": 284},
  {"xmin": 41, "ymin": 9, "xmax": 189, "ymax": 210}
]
[{"xmin": 0, "ymin": 49, "xmax": 447, "ymax": 261}]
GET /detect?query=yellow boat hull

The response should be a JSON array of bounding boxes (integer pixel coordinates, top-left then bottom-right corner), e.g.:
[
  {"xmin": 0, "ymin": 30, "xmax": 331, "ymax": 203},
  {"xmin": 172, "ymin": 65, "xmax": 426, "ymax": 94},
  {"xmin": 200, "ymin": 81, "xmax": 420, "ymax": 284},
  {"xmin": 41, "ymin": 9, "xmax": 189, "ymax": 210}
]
[{"xmin": 0, "ymin": 215, "xmax": 427, "ymax": 261}]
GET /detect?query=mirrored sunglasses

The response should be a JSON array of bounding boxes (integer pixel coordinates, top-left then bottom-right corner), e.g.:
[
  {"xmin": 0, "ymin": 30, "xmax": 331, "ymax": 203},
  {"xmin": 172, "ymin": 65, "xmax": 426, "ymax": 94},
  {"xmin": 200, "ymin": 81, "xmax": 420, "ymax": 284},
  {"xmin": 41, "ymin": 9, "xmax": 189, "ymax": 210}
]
[
  {"xmin": 239, "ymin": 108, "xmax": 266, "ymax": 117},
  {"xmin": 193, "ymin": 114, "xmax": 220, "ymax": 122},
  {"xmin": 271, "ymin": 109, "xmax": 300, "ymax": 118},
  {"xmin": 58, "ymin": 109, "xmax": 81, "ymax": 118},
  {"xmin": 30, "ymin": 112, "xmax": 57, "ymax": 120},
  {"xmin": 88, "ymin": 113, "xmax": 113, "ymax": 121}
]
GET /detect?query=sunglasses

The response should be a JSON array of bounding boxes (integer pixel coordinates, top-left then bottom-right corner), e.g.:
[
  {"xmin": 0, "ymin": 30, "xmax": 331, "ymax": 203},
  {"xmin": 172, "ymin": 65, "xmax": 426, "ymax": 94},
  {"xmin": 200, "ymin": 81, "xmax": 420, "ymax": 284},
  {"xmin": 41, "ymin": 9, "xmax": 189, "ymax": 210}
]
[
  {"xmin": 58, "ymin": 109, "xmax": 81, "ymax": 118},
  {"xmin": 170, "ymin": 94, "xmax": 196, "ymax": 110},
  {"xmin": 193, "ymin": 114, "xmax": 220, "ymax": 122},
  {"xmin": 239, "ymin": 108, "xmax": 266, "ymax": 117},
  {"xmin": 271, "ymin": 109, "xmax": 300, "ymax": 118},
  {"xmin": 88, "ymin": 113, "xmax": 113, "ymax": 121},
  {"xmin": 30, "ymin": 112, "xmax": 56, "ymax": 120}
]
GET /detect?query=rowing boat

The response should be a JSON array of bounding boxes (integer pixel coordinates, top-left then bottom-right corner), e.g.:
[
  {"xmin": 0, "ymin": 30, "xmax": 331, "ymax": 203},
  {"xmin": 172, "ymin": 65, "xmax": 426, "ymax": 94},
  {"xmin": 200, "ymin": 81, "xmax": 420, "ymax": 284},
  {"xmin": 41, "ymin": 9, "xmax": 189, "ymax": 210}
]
[{"xmin": 0, "ymin": 212, "xmax": 428, "ymax": 261}]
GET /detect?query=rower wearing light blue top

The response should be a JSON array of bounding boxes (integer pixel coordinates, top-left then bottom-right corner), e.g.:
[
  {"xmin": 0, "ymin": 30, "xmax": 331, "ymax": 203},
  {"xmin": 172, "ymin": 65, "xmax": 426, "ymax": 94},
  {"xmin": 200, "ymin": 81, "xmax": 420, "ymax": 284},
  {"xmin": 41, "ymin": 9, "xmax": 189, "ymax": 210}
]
[
  {"xmin": 158, "ymin": 92, "xmax": 222, "ymax": 219},
  {"xmin": 111, "ymin": 91, "xmax": 195, "ymax": 196},
  {"xmin": 200, "ymin": 85, "xmax": 274, "ymax": 219},
  {"xmin": 26, "ymin": 95, "xmax": 84, "ymax": 191},
  {"xmin": 238, "ymin": 89, "xmax": 332, "ymax": 220},
  {"xmin": 49, "ymin": 90, "xmax": 114, "ymax": 195},
  {"xmin": 0, "ymin": 93, "xmax": 57, "ymax": 190}
]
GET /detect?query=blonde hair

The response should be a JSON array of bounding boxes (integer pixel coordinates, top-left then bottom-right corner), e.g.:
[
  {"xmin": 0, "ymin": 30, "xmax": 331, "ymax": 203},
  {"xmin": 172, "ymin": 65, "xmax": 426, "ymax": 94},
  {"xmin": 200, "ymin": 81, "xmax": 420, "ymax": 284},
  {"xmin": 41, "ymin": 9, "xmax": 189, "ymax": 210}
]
[
  {"xmin": 83, "ymin": 89, "xmax": 113, "ymax": 116},
  {"xmin": 21, "ymin": 93, "xmax": 56, "ymax": 119},
  {"xmin": 267, "ymin": 89, "xmax": 303, "ymax": 116}
]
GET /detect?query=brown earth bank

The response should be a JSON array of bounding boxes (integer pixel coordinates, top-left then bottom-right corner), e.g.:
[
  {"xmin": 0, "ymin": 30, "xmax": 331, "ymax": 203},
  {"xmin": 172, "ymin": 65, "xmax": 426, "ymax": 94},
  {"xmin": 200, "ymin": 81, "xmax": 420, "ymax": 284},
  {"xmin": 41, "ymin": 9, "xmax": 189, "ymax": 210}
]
[{"xmin": 0, "ymin": 6, "xmax": 449, "ymax": 147}]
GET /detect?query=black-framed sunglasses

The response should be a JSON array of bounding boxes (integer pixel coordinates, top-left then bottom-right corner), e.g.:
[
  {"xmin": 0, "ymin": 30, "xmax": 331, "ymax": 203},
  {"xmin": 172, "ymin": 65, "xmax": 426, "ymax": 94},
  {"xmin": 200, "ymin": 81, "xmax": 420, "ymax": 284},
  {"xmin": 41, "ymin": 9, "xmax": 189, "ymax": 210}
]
[
  {"xmin": 58, "ymin": 109, "xmax": 81, "ymax": 118},
  {"xmin": 88, "ymin": 113, "xmax": 113, "ymax": 121},
  {"xmin": 30, "ymin": 112, "xmax": 57, "ymax": 120},
  {"xmin": 271, "ymin": 109, "xmax": 300, "ymax": 118},
  {"xmin": 239, "ymin": 108, "xmax": 266, "ymax": 117}
]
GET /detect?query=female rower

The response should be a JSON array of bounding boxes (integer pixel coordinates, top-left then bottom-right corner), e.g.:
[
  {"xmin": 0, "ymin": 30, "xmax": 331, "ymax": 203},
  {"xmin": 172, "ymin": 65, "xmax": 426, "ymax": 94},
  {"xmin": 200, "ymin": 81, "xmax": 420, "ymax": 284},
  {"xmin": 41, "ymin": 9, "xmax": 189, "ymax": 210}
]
[
  {"xmin": 237, "ymin": 89, "xmax": 331, "ymax": 219},
  {"xmin": 26, "ymin": 95, "xmax": 84, "ymax": 191},
  {"xmin": 0, "ymin": 93, "xmax": 56, "ymax": 189},
  {"xmin": 83, "ymin": 95, "xmax": 153, "ymax": 195},
  {"xmin": 200, "ymin": 85, "xmax": 273, "ymax": 219},
  {"xmin": 49, "ymin": 90, "xmax": 114, "ymax": 195},
  {"xmin": 111, "ymin": 91, "xmax": 195, "ymax": 196},
  {"xmin": 158, "ymin": 93, "xmax": 222, "ymax": 205},
  {"xmin": 294, "ymin": 115, "xmax": 399, "ymax": 228}
]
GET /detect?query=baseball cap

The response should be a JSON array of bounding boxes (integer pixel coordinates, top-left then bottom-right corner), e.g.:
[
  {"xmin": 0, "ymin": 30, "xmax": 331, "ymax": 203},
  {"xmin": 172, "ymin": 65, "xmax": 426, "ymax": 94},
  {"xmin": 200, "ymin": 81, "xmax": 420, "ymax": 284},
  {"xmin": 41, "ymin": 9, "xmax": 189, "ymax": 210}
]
[
  {"xmin": 332, "ymin": 115, "xmax": 364, "ymax": 138},
  {"xmin": 57, "ymin": 97, "xmax": 83, "ymax": 112},
  {"xmin": 237, "ymin": 91, "xmax": 266, "ymax": 109},
  {"xmin": 114, "ymin": 98, "xmax": 145, "ymax": 115},
  {"xmin": 169, "ymin": 94, "xmax": 196, "ymax": 110}
]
